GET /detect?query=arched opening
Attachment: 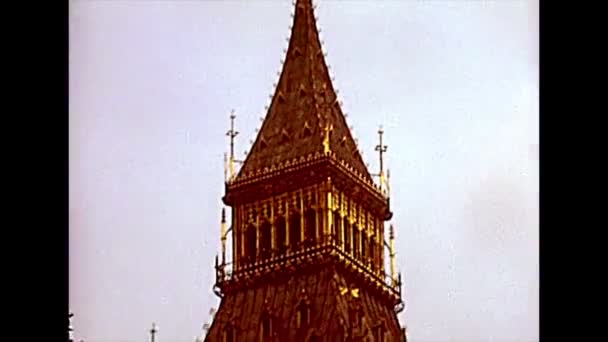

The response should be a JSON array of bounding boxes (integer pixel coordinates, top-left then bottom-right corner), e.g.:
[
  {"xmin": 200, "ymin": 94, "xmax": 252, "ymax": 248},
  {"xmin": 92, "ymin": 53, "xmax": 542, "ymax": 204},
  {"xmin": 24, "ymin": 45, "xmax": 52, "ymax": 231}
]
[
  {"xmin": 370, "ymin": 238, "xmax": 376, "ymax": 271},
  {"xmin": 344, "ymin": 219, "xmax": 351, "ymax": 254},
  {"xmin": 362, "ymin": 232, "xmax": 368, "ymax": 263},
  {"xmin": 290, "ymin": 211, "xmax": 301, "ymax": 248},
  {"xmin": 353, "ymin": 225, "xmax": 360, "ymax": 260},
  {"xmin": 260, "ymin": 315, "xmax": 272, "ymax": 342},
  {"xmin": 246, "ymin": 224, "xmax": 257, "ymax": 264},
  {"xmin": 260, "ymin": 220, "xmax": 271, "ymax": 260},
  {"xmin": 333, "ymin": 211, "xmax": 341, "ymax": 244},
  {"xmin": 304, "ymin": 208, "xmax": 316, "ymax": 247},
  {"xmin": 276, "ymin": 216, "xmax": 287, "ymax": 254},
  {"xmin": 296, "ymin": 302, "xmax": 310, "ymax": 329}
]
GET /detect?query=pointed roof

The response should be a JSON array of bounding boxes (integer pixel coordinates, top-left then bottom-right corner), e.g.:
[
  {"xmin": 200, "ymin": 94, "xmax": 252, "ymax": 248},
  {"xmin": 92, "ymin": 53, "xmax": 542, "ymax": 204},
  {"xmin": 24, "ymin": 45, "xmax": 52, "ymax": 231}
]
[{"xmin": 236, "ymin": 0, "xmax": 373, "ymax": 183}]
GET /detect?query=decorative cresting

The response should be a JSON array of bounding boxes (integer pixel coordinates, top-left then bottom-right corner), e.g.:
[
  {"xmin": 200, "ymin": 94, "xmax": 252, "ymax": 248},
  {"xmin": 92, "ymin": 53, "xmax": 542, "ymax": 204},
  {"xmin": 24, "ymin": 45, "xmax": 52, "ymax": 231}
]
[{"xmin": 208, "ymin": 0, "xmax": 407, "ymax": 341}]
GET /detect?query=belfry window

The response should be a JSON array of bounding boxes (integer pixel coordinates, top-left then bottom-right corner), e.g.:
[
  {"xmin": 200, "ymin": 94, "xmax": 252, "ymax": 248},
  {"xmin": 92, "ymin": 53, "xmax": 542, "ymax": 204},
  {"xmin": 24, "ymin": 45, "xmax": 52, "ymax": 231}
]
[
  {"xmin": 370, "ymin": 238, "xmax": 376, "ymax": 270},
  {"xmin": 276, "ymin": 216, "xmax": 287, "ymax": 253},
  {"xmin": 344, "ymin": 220, "xmax": 351, "ymax": 254},
  {"xmin": 290, "ymin": 211, "xmax": 301, "ymax": 246},
  {"xmin": 353, "ymin": 225, "xmax": 360, "ymax": 259},
  {"xmin": 333, "ymin": 211, "xmax": 340, "ymax": 243},
  {"xmin": 296, "ymin": 302, "xmax": 310, "ymax": 329},
  {"xmin": 362, "ymin": 232, "xmax": 368, "ymax": 262},
  {"xmin": 260, "ymin": 220, "xmax": 272, "ymax": 260},
  {"xmin": 246, "ymin": 224, "xmax": 257, "ymax": 263},
  {"xmin": 260, "ymin": 315, "xmax": 272, "ymax": 342},
  {"xmin": 304, "ymin": 208, "xmax": 316, "ymax": 245}
]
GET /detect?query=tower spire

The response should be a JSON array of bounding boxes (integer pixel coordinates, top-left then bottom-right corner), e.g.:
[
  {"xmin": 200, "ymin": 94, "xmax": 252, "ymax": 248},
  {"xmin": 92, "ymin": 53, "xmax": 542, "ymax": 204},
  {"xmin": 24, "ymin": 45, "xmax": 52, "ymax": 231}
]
[
  {"xmin": 226, "ymin": 110, "xmax": 239, "ymax": 181},
  {"xmin": 150, "ymin": 322, "xmax": 158, "ymax": 342},
  {"xmin": 68, "ymin": 312, "xmax": 74, "ymax": 342},
  {"xmin": 208, "ymin": 1, "xmax": 406, "ymax": 339},
  {"xmin": 375, "ymin": 126, "xmax": 388, "ymax": 192},
  {"xmin": 232, "ymin": 0, "xmax": 372, "ymax": 182}
]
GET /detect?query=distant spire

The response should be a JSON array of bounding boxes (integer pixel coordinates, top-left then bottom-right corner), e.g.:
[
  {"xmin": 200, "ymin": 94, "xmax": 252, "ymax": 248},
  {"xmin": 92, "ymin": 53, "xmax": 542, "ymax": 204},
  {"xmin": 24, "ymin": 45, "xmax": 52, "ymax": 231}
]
[
  {"xmin": 226, "ymin": 110, "xmax": 239, "ymax": 181},
  {"xmin": 375, "ymin": 126, "xmax": 388, "ymax": 192},
  {"xmin": 150, "ymin": 322, "xmax": 158, "ymax": 342},
  {"xmin": 68, "ymin": 312, "xmax": 74, "ymax": 342}
]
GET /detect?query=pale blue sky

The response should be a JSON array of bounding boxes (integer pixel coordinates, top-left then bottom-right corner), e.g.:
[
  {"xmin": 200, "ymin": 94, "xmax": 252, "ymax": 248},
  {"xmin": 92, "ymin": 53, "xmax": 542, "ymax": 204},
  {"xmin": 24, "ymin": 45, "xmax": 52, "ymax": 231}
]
[{"xmin": 69, "ymin": 1, "xmax": 538, "ymax": 341}]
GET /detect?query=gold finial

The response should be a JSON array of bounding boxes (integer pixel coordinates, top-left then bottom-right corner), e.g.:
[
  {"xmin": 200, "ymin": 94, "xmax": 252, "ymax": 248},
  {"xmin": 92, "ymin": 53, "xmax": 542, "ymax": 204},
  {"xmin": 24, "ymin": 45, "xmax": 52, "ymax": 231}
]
[
  {"xmin": 375, "ymin": 126, "xmax": 388, "ymax": 191},
  {"xmin": 220, "ymin": 208, "xmax": 227, "ymax": 266},
  {"xmin": 226, "ymin": 110, "xmax": 239, "ymax": 181},
  {"xmin": 323, "ymin": 123, "xmax": 333, "ymax": 154},
  {"xmin": 389, "ymin": 224, "xmax": 396, "ymax": 287}
]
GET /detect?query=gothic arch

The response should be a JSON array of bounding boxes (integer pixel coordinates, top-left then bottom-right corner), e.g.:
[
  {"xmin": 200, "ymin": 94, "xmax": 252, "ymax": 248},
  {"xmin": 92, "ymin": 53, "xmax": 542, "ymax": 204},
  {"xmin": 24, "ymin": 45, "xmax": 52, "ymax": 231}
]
[
  {"xmin": 258, "ymin": 310, "xmax": 274, "ymax": 342},
  {"xmin": 290, "ymin": 210, "xmax": 301, "ymax": 248},
  {"xmin": 344, "ymin": 218, "xmax": 351, "ymax": 254},
  {"xmin": 304, "ymin": 207, "xmax": 316, "ymax": 246},
  {"xmin": 276, "ymin": 215, "xmax": 287, "ymax": 254},
  {"xmin": 332, "ymin": 210, "xmax": 341, "ymax": 244},
  {"xmin": 246, "ymin": 223, "xmax": 257, "ymax": 264},
  {"xmin": 361, "ymin": 231, "xmax": 368, "ymax": 263},
  {"xmin": 292, "ymin": 292, "xmax": 312, "ymax": 332},
  {"xmin": 353, "ymin": 224, "xmax": 360, "ymax": 260},
  {"xmin": 259, "ymin": 219, "xmax": 272, "ymax": 260}
]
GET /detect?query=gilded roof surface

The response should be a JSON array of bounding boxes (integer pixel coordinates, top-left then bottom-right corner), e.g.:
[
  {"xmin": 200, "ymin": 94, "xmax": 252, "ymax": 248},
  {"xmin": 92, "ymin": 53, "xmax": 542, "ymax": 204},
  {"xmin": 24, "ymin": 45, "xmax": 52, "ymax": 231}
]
[{"xmin": 236, "ymin": 0, "xmax": 373, "ymax": 183}]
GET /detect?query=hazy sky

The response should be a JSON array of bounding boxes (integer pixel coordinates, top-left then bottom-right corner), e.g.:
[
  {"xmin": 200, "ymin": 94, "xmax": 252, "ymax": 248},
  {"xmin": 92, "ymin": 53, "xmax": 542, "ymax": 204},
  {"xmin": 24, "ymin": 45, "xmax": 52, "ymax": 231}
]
[{"xmin": 69, "ymin": 1, "xmax": 538, "ymax": 341}]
